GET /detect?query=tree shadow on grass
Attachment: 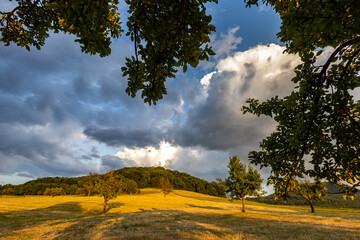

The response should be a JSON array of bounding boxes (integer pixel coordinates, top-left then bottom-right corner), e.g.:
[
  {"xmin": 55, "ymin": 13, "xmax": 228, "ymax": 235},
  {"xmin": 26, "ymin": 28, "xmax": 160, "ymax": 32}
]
[
  {"xmin": 172, "ymin": 191, "xmax": 227, "ymax": 203},
  {"xmin": 1, "ymin": 199, "xmax": 360, "ymax": 240},
  {"xmin": 108, "ymin": 202, "xmax": 124, "ymax": 209},
  {"xmin": 0, "ymin": 201, "xmax": 88, "ymax": 239},
  {"xmin": 0, "ymin": 199, "xmax": 126, "ymax": 239},
  {"xmin": 52, "ymin": 208, "xmax": 360, "ymax": 240},
  {"xmin": 246, "ymin": 204, "xmax": 360, "ymax": 220},
  {"xmin": 186, "ymin": 204, "xmax": 224, "ymax": 210},
  {"xmin": 132, "ymin": 189, "xmax": 161, "ymax": 196}
]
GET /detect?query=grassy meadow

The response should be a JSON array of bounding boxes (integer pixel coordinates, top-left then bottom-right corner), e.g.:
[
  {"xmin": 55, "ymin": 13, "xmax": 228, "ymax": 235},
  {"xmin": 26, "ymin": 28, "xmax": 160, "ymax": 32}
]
[{"xmin": 1, "ymin": 189, "xmax": 359, "ymax": 240}]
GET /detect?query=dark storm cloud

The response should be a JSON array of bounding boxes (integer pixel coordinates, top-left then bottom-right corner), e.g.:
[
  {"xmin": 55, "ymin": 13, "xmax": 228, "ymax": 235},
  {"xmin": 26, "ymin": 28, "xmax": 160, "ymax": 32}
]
[
  {"xmin": 90, "ymin": 154, "xmax": 101, "ymax": 159},
  {"xmin": 17, "ymin": 172, "xmax": 35, "ymax": 178},
  {"xmin": 0, "ymin": 122, "xmax": 99, "ymax": 178},
  {"xmin": 0, "ymin": 94, "xmax": 46, "ymax": 125},
  {"xmin": 83, "ymin": 126, "xmax": 166, "ymax": 148},
  {"xmin": 101, "ymin": 155, "xmax": 138, "ymax": 170},
  {"xmin": 0, "ymin": 36, "xmax": 92, "ymax": 126},
  {"xmin": 81, "ymin": 147, "xmax": 101, "ymax": 160},
  {"xmin": 165, "ymin": 148, "xmax": 229, "ymax": 182},
  {"xmin": 81, "ymin": 155, "xmax": 92, "ymax": 160},
  {"xmin": 0, "ymin": 124, "xmax": 64, "ymax": 160},
  {"xmin": 0, "ymin": 30, "xmax": 182, "ymax": 179},
  {"xmin": 0, "ymin": 21, "xmax": 186, "ymax": 175}
]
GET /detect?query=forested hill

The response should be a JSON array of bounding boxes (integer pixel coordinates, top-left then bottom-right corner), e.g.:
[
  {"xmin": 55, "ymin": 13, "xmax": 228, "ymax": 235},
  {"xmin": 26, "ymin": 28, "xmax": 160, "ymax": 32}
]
[{"xmin": 0, "ymin": 167, "xmax": 225, "ymax": 197}]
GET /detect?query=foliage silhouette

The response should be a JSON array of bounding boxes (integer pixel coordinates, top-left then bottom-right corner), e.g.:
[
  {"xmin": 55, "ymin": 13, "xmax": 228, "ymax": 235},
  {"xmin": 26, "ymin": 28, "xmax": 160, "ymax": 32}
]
[{"xmin": 243, "ymin": 0, "xmax": 360, "ymax": 200}]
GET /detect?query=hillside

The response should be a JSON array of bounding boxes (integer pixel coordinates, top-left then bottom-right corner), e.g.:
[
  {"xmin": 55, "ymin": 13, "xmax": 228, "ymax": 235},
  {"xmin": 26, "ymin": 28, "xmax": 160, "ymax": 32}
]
[
  {"xmin": 0, "ymin": 189, "xmax": 359, "ymax": 239},
  {"xmin": 0, "ymin": 167, "xmax": 225, "ymax": 198},
  {"xmin": 249, "ymin": 183, "xmax": 360, "ymax": 209}
]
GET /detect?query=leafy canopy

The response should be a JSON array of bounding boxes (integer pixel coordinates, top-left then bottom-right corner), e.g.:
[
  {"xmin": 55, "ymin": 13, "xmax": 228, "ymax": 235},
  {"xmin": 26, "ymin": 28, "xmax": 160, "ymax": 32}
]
[
  {"xmin": 296, "ymin": 178, "xmax": 327, "ymax": 212},
  {"xmin": 277, "ymin": 177, "xmax": 327, "ymax": 213},
  {"xmin": 96, "ymin": 170, "xmax": 125, "ymax": 213},
  {"xmin": 243, "ymin": 0, "xmax": 360, "ymax": 198},
  {"xmin": 221, "ymin": 156, "xmax": 262, "ymax": 212},
  {"xmin": 0, "ymin": 0, "xmax": 217, "ymax": 105},
  {"xmin": 159, "ymin": 176, "xmax": 173, "ymax": 197},
  {"xmin": 82, "ymin": 172, "xmax": 99, "ymax": 196},
  {"xmin": 0, "ymin": 0, "xmax": 122, "ymax": 56},
  {"xmin": 224, "ymin": 156, "xmax": 263, "ymax": 199}
]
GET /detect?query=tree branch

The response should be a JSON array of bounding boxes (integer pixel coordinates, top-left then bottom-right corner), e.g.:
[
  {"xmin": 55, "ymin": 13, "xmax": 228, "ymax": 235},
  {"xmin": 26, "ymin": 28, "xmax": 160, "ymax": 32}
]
[{"xmin": 318, "ymin": 36, "xmax": 360, "ymax": 81}]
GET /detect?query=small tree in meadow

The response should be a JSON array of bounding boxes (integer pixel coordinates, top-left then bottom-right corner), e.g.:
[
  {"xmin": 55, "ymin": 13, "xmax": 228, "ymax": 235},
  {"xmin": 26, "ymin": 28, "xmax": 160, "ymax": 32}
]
[
  {"xmin": 276, "ymin": 177, "xmax": 327, "ymax": 213},
  {"xmin": 97, "ymin": 170, "xmax": 125, "ymax": 213},
  {"xmin": 224, "ymin": 156, "xmax": 263, "ymax": 212},
  {"xmin": 159, "ymin": 177, "xmax": 173, "ymax": 197},
  {"xmin": 82, "ymin": 172, "xmax": 99, "ymax": 196},
  {"xmin": 125, "ymin": 179, "xmax": 139, "ymax": 195}
]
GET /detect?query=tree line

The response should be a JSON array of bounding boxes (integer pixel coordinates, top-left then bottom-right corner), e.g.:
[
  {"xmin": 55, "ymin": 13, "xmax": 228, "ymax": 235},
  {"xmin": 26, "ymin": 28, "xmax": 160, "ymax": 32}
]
[{"xmin": 0, "ymin": 167, "xmax": 225, "ymax": 198}]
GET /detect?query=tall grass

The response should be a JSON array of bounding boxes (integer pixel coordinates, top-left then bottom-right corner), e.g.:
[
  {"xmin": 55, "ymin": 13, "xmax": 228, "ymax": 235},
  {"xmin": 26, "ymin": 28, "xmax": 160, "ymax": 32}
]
[{"xmin": 1, "ymin": 189, "xmax": 359, "ymax": 239}]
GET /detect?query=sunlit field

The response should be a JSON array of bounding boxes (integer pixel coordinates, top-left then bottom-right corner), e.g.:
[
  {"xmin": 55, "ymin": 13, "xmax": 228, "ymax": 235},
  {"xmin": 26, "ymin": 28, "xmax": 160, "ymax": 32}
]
[{"xmin": 1, "ymin": 189, "xmax": 359, "ymax": 240}]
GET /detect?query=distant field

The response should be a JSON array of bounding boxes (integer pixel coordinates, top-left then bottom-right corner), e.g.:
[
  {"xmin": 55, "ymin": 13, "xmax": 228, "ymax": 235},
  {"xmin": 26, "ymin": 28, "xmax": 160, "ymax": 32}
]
[{"xmin": 1, "ymin": 189, "xmax": 359, "ymax": 240}]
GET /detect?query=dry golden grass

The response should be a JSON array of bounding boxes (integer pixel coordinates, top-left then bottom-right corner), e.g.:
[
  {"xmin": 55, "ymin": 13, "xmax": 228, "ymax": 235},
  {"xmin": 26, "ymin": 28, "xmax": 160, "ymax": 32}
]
[{"xmin": 0, "ymin": 189, "xmax": 359, "ymax": 239}]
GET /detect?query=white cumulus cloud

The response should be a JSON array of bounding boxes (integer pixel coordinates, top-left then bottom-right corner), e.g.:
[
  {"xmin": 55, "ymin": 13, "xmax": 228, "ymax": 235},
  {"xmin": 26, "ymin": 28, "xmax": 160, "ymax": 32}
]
[
  {"xmin": 212, "ymin": 26, "xmax": 243, "ymax": 59},
  {"xmin": 115, "ymin": 142, "xmax": 177, "ymax": 167}
]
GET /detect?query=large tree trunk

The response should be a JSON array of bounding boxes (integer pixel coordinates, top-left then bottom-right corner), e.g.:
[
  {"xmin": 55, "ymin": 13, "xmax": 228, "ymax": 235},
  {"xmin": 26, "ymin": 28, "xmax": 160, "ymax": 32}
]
[{"xmin": 242, "ymin": 195, "xmax": 246, "ymax": 213}]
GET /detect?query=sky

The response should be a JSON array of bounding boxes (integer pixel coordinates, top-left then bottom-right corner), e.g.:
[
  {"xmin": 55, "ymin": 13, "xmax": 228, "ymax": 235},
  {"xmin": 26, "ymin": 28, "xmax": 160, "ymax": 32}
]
[{"xmin": 0, "ymin": 1, "xmax": 303, "ymax": 191}]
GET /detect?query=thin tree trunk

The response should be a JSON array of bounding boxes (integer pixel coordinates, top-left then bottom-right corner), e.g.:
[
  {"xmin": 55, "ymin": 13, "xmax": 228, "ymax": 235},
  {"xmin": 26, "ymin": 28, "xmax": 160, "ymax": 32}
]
[
  {"xmin": 242, "ymin": 195, "xmax": 246, "ymax": 213},
  {"xmin": 308, "ymin": 199, "xmax": 315, "ymax": 213},
  {"xmin": 299, "ymin": 193, "xmax": 315, "ymax": 213},
  {"xmin": 103, "ymin": 197, "xmax": 108, "ymax": 213},
  {"xmin": 302, "ymin": 194, "xmax": 315, "ymax": 213}
]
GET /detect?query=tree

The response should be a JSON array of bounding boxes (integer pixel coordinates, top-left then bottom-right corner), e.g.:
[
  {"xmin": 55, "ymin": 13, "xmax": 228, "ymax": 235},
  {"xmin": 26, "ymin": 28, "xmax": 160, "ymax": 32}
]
[
  {"xmin": 97, "ymin": 170, "xmax": 124, "ymax": 213},
  {"xmin": 68, "ymin": 184, "xmax": 78, "ymax": 195},
  {"xmin": 243, "ymin": 0, "xmax": 360, "ymax": 199},
  {"xmin": 222, "ymin": 156, "xmax": 263, "ymax": 213},
  {"xmin": 43, "ymin": 187, "xmax": 66, "ymax": 197},
  {"xmin": 159, "ymin": 176, "xmax": 173, "ymax": 197},
  {"xmin": 21, "ymin": 184, "xmax": 33, "ymax": 196},
  {"xmin": 1, "ymin": 187, "xmax": 15, "ymax": 195},
  {"xmin": 124, "ymin": 179, "xmax": 139, "ymax": 195},
  {"xmin": 75, "ymin": 187, "xmax": 86, "ymax": 196},
  {"xmin": 0, "ymin": 0, "xmax": 216, "ymax": 105},
  {"xmin": 211, "ymin": 181, "xmax": 226, "ymax": 198},
  {"xmin": 0, "ymin": 0, "xmax": 121, "ymax": 56},
  {"xmin": 82, "ymin": 172, "xmax": 99, "ymax": 197},
  {"xmin": 274, "ymin": 177, "xmax": 327, "ymax": 213},
  {"xmin": 172, "ymin": 177, "xmax": 186, "ymax": 190}
]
